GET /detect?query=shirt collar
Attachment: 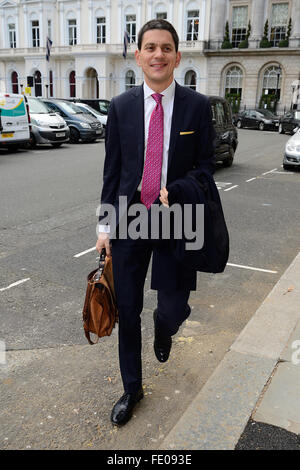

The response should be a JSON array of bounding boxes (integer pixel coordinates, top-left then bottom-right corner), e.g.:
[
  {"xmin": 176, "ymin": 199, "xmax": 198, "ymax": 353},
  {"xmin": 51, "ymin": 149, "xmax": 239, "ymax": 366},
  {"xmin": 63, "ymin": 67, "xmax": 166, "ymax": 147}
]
[{"xmin": 143, "ymin": 80, "xmax": 175, "ymax": 102}]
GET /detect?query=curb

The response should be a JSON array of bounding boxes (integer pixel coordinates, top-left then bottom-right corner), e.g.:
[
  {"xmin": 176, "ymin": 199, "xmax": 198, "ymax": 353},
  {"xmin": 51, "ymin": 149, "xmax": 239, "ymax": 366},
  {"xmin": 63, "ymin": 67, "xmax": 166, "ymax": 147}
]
[{"xmin": 160, "ymin": 251, "xmax": 300, "ymax": 450}]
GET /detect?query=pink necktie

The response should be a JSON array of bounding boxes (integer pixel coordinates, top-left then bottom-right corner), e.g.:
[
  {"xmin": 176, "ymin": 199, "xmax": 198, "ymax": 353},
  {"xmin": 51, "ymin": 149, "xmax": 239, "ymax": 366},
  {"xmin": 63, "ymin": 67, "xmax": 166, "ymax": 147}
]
[{"xmin": 141, "ymin": 93, "xmax": 164, "ymax": 210}]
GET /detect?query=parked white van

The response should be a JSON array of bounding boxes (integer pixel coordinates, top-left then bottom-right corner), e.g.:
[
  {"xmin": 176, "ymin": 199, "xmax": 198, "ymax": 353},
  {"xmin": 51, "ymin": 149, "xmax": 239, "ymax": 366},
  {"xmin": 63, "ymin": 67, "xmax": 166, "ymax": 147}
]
[{"xmin": 0, "ymin": 93, "xmax": 30, "ymax": 149}]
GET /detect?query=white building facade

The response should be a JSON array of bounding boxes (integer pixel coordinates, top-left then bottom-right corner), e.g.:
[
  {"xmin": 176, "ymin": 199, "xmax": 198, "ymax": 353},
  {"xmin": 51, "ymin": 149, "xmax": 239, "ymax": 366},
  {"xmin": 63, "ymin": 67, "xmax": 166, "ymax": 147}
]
[{"xmin": 0, "ymin": 0, "xmax": 299, "ymax": 113}]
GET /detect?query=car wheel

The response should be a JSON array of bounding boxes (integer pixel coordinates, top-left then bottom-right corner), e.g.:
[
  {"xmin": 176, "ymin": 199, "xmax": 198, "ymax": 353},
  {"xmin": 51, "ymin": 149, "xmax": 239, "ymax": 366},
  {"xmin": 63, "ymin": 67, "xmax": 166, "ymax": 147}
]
[
  {"xmin": 223, "ymin": 147, "xmax": 234, "ymax": 167},
  {"xmin": 236, "ymin": 120, "xmax": 242, "ymax": 129},
  {"xmin": 51, "ymin": 143, "xmax": 62, "ymax": 148},
  {"xmin": 278, "ymin": 123, "xmax": 285, "ymax": 134},
  {"xmin": 69, "ymin": 128, "xmax": 80, "ymax": 143},
  {"xmin": 258, "ymin": 122, "xmax": 265, "ymax": 131}
]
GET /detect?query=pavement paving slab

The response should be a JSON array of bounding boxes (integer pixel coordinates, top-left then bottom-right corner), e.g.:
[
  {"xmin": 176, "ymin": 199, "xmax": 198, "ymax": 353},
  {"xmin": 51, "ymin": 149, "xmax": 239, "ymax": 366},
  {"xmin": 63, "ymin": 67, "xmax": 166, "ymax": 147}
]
[{"xmin": 253, "ymin": 361, "xmax": 300, "ymax": 434}]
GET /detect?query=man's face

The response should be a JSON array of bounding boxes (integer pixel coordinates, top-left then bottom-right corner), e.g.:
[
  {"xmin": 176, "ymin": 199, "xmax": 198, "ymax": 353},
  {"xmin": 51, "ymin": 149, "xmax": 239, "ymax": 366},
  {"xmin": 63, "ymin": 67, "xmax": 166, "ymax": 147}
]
[{"xmin": 135, "ymin": 29, "xmax": 181, "ymax": 90}]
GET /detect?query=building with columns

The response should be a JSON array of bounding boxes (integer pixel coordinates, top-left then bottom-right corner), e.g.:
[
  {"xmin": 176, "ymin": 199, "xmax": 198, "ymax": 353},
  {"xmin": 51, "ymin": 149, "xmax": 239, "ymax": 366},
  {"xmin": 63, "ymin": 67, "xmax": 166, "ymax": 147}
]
[{"xmin": 0, "ymin": 0, "xmax": 299, "ymax": 113}]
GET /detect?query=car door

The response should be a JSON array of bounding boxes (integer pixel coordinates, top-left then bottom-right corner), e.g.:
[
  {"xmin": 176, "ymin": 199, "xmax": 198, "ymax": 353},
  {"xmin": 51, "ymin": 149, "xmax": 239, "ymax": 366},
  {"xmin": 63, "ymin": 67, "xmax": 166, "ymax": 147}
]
[
  {"xmin": 241, "ymin": 110, "xmax": 250, "ymax": 127},
  {"xmin": 283, "ymin": 112, "xmax": 293, "ymax": 133},
  {"xmin": 249, "ymin": 111, "xmax": 259, "ymax": 129}
]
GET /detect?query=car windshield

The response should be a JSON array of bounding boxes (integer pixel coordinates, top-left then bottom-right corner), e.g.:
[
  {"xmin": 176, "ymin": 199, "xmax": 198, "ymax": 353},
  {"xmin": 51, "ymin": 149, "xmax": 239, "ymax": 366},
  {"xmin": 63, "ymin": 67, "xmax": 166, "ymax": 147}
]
[
  {"xmin": 77, "ymin": 105, "xmax": 97, "ymax": 116},
  {"xmin": 84, "ymin": 105, "xmax": 102, "ymax": 116},
  {"xmin": 58, "ymin": 101, "xmax": 84, "ymax": 114},
  {"xmin": 28, "ymin": 98, "xmax": 49, "ymax": 114},
  {"xmin": 99, "ymin": 101, "xmax": 110, "ymax": 114},
  {"xmin": 295, "ymin": 111, "xmax": 300, "ymax": 120},
  {"xmin": 258, "ymin": 109, "xmax": 275, "ymax": 117}
]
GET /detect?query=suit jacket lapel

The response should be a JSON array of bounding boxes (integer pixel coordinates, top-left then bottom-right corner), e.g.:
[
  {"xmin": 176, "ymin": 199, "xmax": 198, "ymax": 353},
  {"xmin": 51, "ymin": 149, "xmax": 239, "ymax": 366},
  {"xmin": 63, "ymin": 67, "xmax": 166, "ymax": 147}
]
[
  {"xmin": 132, "ymin": 84, "xmax": 145, "ymax": 173},
  {"xmin": 168, "ymin": 82, "xmax": 188, "ymax": 170}
]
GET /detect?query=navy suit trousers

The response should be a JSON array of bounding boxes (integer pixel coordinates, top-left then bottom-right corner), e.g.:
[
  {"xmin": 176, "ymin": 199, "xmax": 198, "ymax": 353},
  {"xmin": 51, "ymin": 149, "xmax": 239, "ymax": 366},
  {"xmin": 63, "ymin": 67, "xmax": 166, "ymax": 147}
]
[{"xmin": 112, "ymin": 236, "xmax": 191, "ymax": 394}]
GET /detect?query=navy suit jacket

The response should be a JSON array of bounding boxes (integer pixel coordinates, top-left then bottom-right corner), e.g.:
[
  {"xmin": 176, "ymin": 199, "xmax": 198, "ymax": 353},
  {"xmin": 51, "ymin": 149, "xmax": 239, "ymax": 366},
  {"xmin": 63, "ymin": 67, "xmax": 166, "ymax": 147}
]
[{"xmin": 99, "ymin": 81, "xmax": 216, "ymax": 228}]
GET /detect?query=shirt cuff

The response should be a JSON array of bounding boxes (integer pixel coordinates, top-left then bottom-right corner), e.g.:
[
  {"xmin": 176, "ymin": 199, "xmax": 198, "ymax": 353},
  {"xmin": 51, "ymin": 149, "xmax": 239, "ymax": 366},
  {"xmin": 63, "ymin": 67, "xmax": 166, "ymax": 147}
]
[{"xmin": 98, "ymin": 225, "xmax": 110, "ymax": 234}]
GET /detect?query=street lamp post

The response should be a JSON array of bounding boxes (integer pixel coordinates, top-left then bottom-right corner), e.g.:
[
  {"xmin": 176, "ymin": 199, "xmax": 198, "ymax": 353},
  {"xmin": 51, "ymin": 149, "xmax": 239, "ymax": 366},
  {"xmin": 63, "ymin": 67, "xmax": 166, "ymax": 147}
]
[{"xmin": 275, "ymin": 67, "xmax": 281, "ymax": 114}]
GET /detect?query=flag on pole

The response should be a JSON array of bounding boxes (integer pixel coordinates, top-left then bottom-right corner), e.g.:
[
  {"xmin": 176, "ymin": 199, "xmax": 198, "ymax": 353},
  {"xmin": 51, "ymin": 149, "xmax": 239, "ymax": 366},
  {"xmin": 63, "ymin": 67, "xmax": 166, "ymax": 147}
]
[
  {"xmin": 46, "ymin": 36, "xmax": 53, "ymax": 62},
  {"xmin": 122, "ymin": 30, "xmax": 130, "ymax": 59}
]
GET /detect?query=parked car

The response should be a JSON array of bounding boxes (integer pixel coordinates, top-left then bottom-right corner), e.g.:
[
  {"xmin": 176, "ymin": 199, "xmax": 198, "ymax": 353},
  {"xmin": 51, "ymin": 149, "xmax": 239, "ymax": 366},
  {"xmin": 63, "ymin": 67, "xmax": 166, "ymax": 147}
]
[
  {"xmin": 71, "ymin": 101, "xmax": 107, "ymax": 132},
  {"xmin": 278, "ymin": 109, "xmax": 300, "ymax": 134},
  {"xmin": 283, "ymin": 128, "xmax": 300, "ymax": 170},
  {"xmin": 41, "ymin": 99, "xmax": 103, "ymax": 143},
  {"xmin": 235, "ymin": 109, "xmax": 279, "ymax": 131},
  {"xmin": 0, "ymin": 92, "xmax": 30, "ymax": 149},
  {"xmin": 65, "ymin": 98, "xmax": 110, "ymax": 115},
  {"xmin": 209, "ymin": 95, "xmax": 238, "ymax": 167},
  {"xmin": 27, "ymin": 97, "xmax": 69, "ymax": 148}
]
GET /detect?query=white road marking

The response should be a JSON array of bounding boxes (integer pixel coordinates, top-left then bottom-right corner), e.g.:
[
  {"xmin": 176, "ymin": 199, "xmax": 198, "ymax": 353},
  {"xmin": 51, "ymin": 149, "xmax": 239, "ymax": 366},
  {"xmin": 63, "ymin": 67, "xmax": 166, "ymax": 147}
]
[
  {"xmin": 246, "ymin": 177, "xmax": 256, "ymax": 182},
  {"xmin": 261, "ymin": 168, "xmax": 277, "ymax": 175},
  {"xmin": 273, "ymin": 170, "xmax": 294, "ymax": 175},
  {"xmin": 227, "ymin": 263, "xmax": 277, "ymax": 274},
  {"xmin": 224, "ymin": 185, "xmax": 238, "ymax": 192},
  {"xmin": 0, "ymin": 278, "xmax": 31, "ymax": 292},
  {"xmin": 74, "ymin": 247, "xmax": 96, "ymax": 258}
]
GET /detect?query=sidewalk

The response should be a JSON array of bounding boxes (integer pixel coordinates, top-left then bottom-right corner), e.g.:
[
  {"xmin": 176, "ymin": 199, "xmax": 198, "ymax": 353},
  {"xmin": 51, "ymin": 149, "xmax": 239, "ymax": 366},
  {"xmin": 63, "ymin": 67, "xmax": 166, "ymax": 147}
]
[
  {"xmin": 1, "ymin": 251, "xmax": 300, "ymax": 450},
  {"xmin": 160, "ymin": 250, "xmax": 300, "ymax": 450}
]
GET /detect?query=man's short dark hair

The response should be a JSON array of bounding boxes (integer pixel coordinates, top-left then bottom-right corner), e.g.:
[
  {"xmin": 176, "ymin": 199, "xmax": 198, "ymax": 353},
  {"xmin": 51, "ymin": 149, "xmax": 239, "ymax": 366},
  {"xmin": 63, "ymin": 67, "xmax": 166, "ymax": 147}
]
[{"xmin": 137, "ymin": 19, "xmax": 179, "ymax": 52}]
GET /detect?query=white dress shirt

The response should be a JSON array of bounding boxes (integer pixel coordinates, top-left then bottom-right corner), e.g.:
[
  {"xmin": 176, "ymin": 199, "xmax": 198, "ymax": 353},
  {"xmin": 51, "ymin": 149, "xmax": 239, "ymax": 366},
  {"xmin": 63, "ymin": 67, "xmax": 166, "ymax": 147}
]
[
  {"xmin": 99, "ymin": 80, "xmax": 175, "ymax": 234},
  {"xmin": 138, "ymin": 80, "xmax": 175, "ymax": 190}
]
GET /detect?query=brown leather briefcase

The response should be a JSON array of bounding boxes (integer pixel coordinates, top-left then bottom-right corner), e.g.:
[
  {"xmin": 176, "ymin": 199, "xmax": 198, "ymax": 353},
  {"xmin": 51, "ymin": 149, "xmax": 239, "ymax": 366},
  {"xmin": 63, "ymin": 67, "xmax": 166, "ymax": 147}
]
[{"xmin": 82, "ymin": 249, "xmax": 118, "ymax": 344}]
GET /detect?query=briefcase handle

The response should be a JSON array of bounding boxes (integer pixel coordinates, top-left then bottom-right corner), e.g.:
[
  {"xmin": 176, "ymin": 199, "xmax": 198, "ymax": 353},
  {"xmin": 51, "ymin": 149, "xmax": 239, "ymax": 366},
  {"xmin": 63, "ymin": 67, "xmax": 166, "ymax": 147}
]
[{"xmin": 93, "ymin": 248, "xmax": 106, "ymax": 282}]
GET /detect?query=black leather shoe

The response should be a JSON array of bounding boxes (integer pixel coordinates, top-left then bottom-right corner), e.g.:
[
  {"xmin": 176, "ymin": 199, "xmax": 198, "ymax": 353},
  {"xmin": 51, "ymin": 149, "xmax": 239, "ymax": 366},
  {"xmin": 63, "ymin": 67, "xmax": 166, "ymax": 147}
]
[
  {"xmin": 111, "ymin": 387, "xmax": 143, "ymax": 426},
  {"xmin": 153, "ymin": 309, "xmax": 172, "ymax": 363}
]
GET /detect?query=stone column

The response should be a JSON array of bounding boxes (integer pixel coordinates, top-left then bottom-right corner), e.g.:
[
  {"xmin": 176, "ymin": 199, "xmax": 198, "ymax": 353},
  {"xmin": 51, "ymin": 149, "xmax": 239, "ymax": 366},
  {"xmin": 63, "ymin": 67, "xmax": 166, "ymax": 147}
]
[
  {"xmin": 88, "ymin": 0, "xmax": 93, "ymax": 43},
  {"xmin": 178, "ymin": 0, "xmax": 184, "ymax": 41},
  {"xmin": 147, "ymin": 0, "xmax": 153, "ymax": 21},
  {"xmin": 0, "ymin": 8, "xmax": 5, "ymax": 48},
  {"xmin": 169, "ymin": 0, "xmax": 174, "ymax": 24},
  {"xmin": 106, "ymin": 0, "xmax": 111, "ymax": 43},
  {"xmin": 118, "ymin": 1, "xmax": 123, "ymax": 43},
  {"xmin": 23, "ymin": 5, "xmax": 28, "ymax": 47},
  {"xmin": 77, "ymin": 0, "xmax": 81, "ymax": 44},
  {"xmin": 289, "ymin": 0, "xmax": 300, "ymax": 48},
  {"xmin": 249, "ymin": 0, "xmax": 265, "ymax": 48},
  {"xmin": 39, "ymin": 5, "xmax": 44, "ymax": 48},
  {"xmin": 137, "ymin": 1, "xmax": 142, "ymax": 32},
  {"xmin": 59, "ymin": 2, "xmax": 64, "ymax": 46},
  {"xmin": 209, "ymin": 0, "xmax": 226, "ymax": 49}
]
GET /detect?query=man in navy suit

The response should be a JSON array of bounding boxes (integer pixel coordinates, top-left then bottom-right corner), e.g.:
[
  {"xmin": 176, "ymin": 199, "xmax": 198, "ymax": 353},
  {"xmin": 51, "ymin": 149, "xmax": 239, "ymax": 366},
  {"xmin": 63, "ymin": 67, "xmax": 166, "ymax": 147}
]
[{"xmin": 96, "ymin": 19, "xmax": 215, "ymax": 426}]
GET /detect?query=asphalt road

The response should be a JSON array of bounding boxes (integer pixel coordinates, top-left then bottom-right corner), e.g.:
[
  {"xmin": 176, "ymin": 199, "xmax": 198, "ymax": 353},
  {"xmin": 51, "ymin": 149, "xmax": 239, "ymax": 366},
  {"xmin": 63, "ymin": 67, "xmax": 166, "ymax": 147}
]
[{"xmin": 1, "ymin": 129, "xmax": 300, "ymax": 449}]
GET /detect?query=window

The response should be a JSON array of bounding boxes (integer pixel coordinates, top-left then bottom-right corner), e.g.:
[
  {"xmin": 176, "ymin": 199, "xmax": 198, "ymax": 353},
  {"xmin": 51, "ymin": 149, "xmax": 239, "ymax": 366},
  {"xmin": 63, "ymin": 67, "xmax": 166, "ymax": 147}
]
[
  {"xmin": 231, "ymin": 6, "xmax": 248, "ymax": 48},
  {"xmin": 156, "ymin": 12, "xmax": 167, "ymax": 20},
  {"xmin": 186, "ymin": 10, "xmax": 199, "ymax": 41},
  {"xmin": 270, "ymin": 3, "xmax": 289, "ymax": 46},
  {"xmin": 125, "ymin": 70, "xmax": 136, "ymax": 90},
  {"xmin": 225, "ymin": 66, "xmax": 243, "ymax": 113},
  {"xmin": 31, "ymin": 20, "xmax": 40, "ymax": 47},
  {"xmin": 34, "ymin": 70, "xmax": 42, "ymax": 97},
  {"xmin": 225, "ymin": 66, "xmax": 243, "ymax": 95},
  {"xmin": 96, "ymin": 17, "xmax": 106, "ymax": 43},
  {"xmin": 68, "ymin": 19, "xmax": 77, "ymax": 46},
  {"xmin": 69, "ymin": 71, "xmax": 76, "ymax": 97},
  {"xmin": 8, "ymin": 23, "xmax": 16, "ymax": 48},
  {"xmin": 126, "ymin": 14, "xmax": 136, "ymax": 43},
  {"xmin": 262, "ymin": 65, "xmax": 282, "ymax": 100},
  {"xmin": 184, "ymin": 70, "xmax": 197, "ymax": 90},
  {"xmin": 11, "ymin": 71, "xmax": 19, "ymax": 93}
]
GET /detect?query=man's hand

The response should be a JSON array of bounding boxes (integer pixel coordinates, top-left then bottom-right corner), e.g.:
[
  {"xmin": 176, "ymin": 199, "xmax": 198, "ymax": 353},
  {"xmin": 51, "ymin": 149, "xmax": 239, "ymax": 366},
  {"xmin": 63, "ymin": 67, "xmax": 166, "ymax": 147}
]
[
  {"xmin": 96, "ymin": 233, "xmax": 111, "ymax": 257},
  {"xmin": 159, "ymin": 187, "xmax": 169, "ymax": 207}
]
